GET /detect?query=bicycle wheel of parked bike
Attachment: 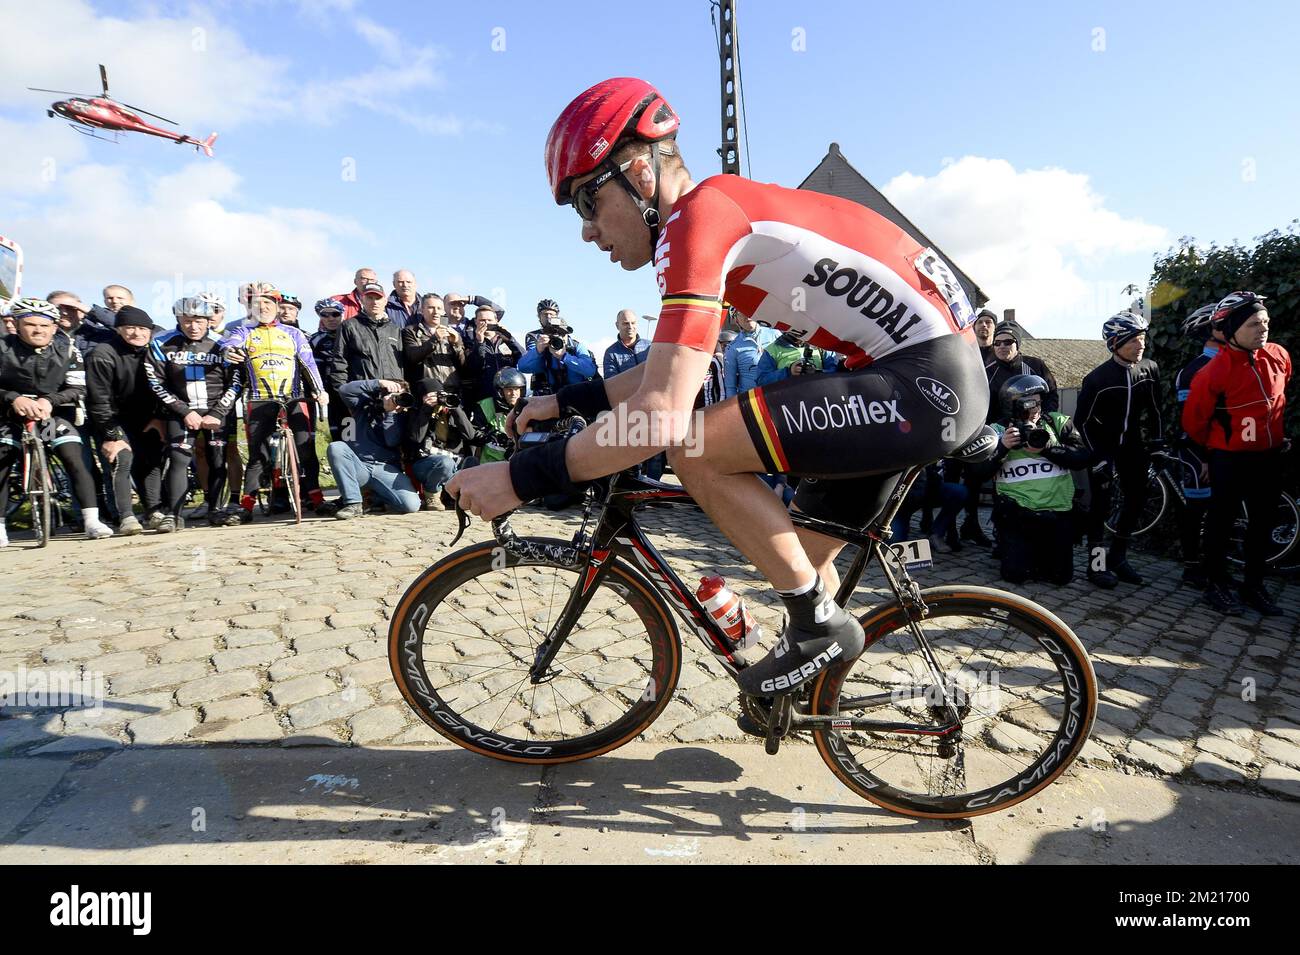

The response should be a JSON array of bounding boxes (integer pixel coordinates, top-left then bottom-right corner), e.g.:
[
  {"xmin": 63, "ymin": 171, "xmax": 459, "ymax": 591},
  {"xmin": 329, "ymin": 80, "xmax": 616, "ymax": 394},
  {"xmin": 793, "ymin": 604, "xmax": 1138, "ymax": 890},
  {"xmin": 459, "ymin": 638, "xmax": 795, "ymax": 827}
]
[
  {"xmin": 811, "ymin": 586, "xmax": 1096, "ymax": 818},
  {"xmin": 26, "ymin": 440, "xmax": 53, "ymax": 548},
  {"xmin": 282, "ymin": 428, "xmax": 302, "ymax": 524},
  {"xmin": 1227, "ymin": 492, "xmax": 1299, "ymax": 568},
  {"xmin": 389, "ymin": 539, "xmax": 681, "ymax": 764},
  {"xmin": 1104, "ymin": 467, "xmax": 1168, "ymax": 539}
]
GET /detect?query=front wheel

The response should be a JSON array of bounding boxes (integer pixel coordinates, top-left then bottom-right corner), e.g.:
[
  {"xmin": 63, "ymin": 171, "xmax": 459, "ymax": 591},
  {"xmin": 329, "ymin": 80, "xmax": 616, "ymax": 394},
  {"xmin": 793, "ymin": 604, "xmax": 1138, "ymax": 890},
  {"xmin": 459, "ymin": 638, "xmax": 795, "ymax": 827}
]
[
  {"xmin": 811, "ymin": 586, "xmax": 1097, "ymax": 818},
  {"xmin": 389, "ymin": 539, "xmax": 682, "ymax": 764},
  {"xmin": 26, "ymin": 440, "xmax": 53, "ymax": 548}
]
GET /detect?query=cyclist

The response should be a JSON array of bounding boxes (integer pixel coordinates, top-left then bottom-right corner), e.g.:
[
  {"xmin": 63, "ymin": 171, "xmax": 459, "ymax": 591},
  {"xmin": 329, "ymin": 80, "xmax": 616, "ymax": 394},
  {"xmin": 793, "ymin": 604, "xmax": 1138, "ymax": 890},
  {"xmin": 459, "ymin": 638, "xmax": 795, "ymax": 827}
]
[
  {"xmin": 1173, "ymin": 303, "xmax": 1224, "ymax": 589},
  {"xmin": 446, "ymin": 77, "xmax": 990, "ymax": 698},
  {"xmin": 1183, "ymin": 292, "xmax": 1291, "ymax": 616},
  {"xmin": 146, "ymin": 297, "xmax": 245, "ymax": 528},
  {"xmin": 1075, "ymin": 311, "xmax": 1163, "ymax": 589},
  {"xmin": 278, "ymin": 293, "xmax": 303, "ymax": 328},
  {"xmin": 0, "ymin": 298, "xmax": 114, "ymax": 544},
  {"xmin": 219, "ymin": 282, "xmax": 328, "ymax": 522},
  {"xmin": 310, "ymin": 298, "xmax": 348, "ymax": 442}
]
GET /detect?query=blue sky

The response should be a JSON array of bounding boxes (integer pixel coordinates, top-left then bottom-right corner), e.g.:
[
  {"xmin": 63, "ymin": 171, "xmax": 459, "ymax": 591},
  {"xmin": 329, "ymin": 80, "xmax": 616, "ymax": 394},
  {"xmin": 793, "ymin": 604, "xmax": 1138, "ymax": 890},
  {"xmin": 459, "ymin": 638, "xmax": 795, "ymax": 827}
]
[{"xmin": 3, "ymin": 0, "xmax": 1297, "ymax": 353}]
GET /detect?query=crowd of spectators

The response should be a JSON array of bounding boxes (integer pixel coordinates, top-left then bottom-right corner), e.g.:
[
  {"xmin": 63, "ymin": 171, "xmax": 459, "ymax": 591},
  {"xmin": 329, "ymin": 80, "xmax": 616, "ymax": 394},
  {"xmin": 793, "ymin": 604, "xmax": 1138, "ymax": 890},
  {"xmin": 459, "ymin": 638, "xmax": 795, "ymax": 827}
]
[{"xmin": 1, "ymin": 278, "xmax": 1290, "ymax": 616}]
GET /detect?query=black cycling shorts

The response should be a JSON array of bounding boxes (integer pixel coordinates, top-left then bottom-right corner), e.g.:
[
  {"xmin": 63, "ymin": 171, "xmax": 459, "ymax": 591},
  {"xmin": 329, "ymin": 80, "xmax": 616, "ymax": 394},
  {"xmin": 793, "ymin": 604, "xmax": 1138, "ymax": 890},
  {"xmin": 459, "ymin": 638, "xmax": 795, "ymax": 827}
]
[{"xmin": 738, "ymin": 333, "xmax": 989, "ymax": 479}]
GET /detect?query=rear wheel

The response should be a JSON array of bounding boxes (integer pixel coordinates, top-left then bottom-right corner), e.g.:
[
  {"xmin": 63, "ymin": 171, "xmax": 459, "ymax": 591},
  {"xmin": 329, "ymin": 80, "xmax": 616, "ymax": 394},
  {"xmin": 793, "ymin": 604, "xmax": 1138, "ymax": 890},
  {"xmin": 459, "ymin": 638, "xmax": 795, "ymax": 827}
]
[
  {"xmin": 811, "ymin": 586, "xmax": 1096, "ymax": 819},
  {"xmin": 1227, "ymin": 492, "xmax": 1299, "ymax": 568},
  {"xmin": 1104, "ymin": 467, "xmax": 1168, "ymax": 538},
  {"xmin": 389, "ymin": 540, "xmax": 682, "ymax": 764}
]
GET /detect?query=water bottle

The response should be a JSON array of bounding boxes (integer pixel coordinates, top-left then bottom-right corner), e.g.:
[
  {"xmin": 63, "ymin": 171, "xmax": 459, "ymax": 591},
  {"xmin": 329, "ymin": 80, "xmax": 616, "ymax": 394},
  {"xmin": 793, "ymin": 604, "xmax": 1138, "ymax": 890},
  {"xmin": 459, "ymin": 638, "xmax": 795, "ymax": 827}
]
[{"xmin": 696, "ymin": 575, "xmax": 763, "ymax": 650}]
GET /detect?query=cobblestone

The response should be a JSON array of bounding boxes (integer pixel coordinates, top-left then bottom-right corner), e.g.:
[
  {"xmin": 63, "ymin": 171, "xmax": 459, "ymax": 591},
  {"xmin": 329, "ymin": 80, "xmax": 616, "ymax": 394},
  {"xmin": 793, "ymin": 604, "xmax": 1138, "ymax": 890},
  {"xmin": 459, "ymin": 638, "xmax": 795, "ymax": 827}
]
[{"xmin": 4, "ymin": 503, "xmax": 1296, "ymax": 772}]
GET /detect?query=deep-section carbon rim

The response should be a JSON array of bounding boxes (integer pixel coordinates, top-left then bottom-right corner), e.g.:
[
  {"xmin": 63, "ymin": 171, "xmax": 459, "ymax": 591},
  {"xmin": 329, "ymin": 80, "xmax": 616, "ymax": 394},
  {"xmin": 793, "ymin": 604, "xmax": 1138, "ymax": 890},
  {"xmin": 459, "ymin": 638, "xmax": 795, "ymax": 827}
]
[
  {"xmin": 389, "ymin": 541, "xmax": 681, "ymax": 763},
  {"xmin": 812, "ymin": 587, "xmax": 1096, "ymax": 818}
]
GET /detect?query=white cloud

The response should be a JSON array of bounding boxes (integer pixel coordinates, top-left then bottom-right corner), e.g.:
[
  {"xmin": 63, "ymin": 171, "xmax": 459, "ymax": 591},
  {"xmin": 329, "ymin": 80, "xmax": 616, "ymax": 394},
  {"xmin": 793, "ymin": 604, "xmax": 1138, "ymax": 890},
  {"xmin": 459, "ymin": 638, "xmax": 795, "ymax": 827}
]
[
  {"xmin": 0, "ymin": 117, "xmax": 89, "ymax": 200},
  {"xmin": 10, "ymin": 159, "xmax": 368, "ymax": 317},
  {"xmin": 2, "ymin": 0, "xmax": 292, "ymax": 129},
  {"xmin": 881, "ymin": 157, "xmax": 1168, "ymax": 337},
  {"xmin": 3, "ymin": 0, "xmax": 475, "ymax": 137}
]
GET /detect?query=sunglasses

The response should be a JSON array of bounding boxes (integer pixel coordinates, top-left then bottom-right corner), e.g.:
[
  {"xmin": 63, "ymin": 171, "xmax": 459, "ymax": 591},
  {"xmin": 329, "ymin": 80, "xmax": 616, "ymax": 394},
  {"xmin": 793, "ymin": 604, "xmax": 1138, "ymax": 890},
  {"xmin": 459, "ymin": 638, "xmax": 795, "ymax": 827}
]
[
  {"xmin": 993, "ymin": 339, "xmax": 1017, "ymax": 347},
  {"xmin": 320, "ymin": 311, "xmax": 342, "ymax": 319},
  {"xmin": 572, "ymin": 160, "xmax": 633, "ymax": 221}
]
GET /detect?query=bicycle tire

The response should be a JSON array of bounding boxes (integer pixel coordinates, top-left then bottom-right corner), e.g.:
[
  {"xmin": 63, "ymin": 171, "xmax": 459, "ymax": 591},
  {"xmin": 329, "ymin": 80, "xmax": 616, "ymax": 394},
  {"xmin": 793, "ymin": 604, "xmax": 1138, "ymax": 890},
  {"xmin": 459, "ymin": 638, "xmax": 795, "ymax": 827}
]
[
  {"xmin": 389, "ymin": 539, "xmax": 682, "ymax": 764},
  {"xmin": 810, "ymin": 585, "xmax": 1097, "ymax": 819},
  {"xmin": 283, "ymin": 426, "xmax": 302, "ymax": 524},
  {"xmin": 1104, "ymin": 468, "xmax": 1169, "ymax": 539},
  {"xmin": 28, "ymin": 439, "xmax": 52, "ymax": 548},
  {"xmin": 1226, "ymin": 492, "xmax": 1299, "ymax": 569}
]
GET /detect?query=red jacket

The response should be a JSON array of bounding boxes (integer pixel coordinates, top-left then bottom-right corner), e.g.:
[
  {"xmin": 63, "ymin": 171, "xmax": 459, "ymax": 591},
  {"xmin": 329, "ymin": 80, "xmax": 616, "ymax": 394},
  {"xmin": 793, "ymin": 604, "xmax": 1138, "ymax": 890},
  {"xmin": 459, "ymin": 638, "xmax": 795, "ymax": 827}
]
[
  {"xmin": 1182, "ymin": 342, "xmax": 1291, "ymax": 452},
  {"xmin": 332, "ymin": 289, "xmax": 363, "ymax": 321}
]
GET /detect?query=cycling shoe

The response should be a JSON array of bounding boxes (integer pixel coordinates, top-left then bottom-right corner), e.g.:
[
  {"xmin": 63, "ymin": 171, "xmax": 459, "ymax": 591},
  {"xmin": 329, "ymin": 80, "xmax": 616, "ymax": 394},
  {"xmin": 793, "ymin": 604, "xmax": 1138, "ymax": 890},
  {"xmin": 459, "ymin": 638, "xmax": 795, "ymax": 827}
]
[{"xmin": 737, "ymin": 602, "xmax": 864, "ymax": 697}]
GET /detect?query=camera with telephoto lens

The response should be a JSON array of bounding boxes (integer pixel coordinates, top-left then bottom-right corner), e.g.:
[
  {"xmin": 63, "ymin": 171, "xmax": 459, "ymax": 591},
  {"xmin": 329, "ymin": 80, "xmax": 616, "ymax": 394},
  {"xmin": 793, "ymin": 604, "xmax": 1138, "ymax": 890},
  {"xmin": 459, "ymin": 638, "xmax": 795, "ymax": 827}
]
[
  {"xmin": 1010, "ymin": 421, "xmax": 1051, "ymax": 452},
  {"xmin": 435, "ymin": 390, "xmax": 460, "ymax": 409},
  {"xmin": 792, "ymin": 344, "xmax": 821, "ymax": 375},
  {"xmin": 392, "ymin": 391, "xmax": 416, "ymax": 409}
]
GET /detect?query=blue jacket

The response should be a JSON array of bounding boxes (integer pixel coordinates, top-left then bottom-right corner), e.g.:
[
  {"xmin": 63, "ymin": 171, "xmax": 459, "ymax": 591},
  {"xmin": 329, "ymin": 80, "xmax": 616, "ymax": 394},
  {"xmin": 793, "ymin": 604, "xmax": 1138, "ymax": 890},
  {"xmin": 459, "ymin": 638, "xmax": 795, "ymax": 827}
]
[
  {"xmin": 603, "ymin": 336, "xmax": 651, "ymax": 379},
  {"xmin": 519, "ymin": 338, "xmax": 598, "ymax": 395},
  {"xmin": 336, "ymin": 379, "xmax": 404, "ymax": 465},
  {"xmin": 724, "ymin": 326, "xmax": 778, "ymax": 397},
  {"xmin": 384, "ymin": 292, "xmax": 419, "ymax": 329}
]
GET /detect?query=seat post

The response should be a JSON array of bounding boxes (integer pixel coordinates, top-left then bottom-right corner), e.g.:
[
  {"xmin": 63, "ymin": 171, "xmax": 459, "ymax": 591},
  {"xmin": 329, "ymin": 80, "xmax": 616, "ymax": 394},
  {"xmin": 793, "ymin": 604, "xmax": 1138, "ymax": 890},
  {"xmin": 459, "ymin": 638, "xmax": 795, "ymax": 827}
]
[{"xmin": 869, "ymin": 465, "xmax": 927, "ymax": 541}]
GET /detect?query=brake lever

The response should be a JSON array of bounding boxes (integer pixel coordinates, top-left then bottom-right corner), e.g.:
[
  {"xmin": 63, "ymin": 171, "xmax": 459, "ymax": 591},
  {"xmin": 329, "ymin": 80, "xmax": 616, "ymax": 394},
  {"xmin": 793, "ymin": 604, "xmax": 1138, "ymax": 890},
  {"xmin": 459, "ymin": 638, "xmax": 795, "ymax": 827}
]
[{"xmin": 449, "ymin": 494, "xmax": 471, "ymax": 546}]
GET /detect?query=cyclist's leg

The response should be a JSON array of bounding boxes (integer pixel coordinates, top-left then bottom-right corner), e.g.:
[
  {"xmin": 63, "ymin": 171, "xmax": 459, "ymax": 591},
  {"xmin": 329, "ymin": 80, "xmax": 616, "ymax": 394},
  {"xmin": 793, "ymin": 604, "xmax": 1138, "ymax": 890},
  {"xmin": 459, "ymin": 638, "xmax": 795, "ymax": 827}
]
[
  {"xmin": 1177, "ymin": 445, "xmax": 1211, "ymax": 579},
  {"xmin": 0, "ymin": 422, "xmax": 20, "ymax": 519},
  {"xmin": 46, "ymin": 420, "xmax": 99, "ymax": 514},
  {"xmin": 202, "ymin": 429, "xmax": 229, "ymax": 517},
  {"xmin": 789, "ymin": 472, "xmax": 906, "ymax": 590},
  {"xmin": 1241, "ymin": 449, "xmax": 1285, "ymax": 590},
  {"xmin": 1084, "ymin": 458, "xmax": 1115, "ymax": 574},
  {"xmin": 128, "ymin": 423, "xmax": 165, "ymax": 517},
  {"xmin": 670, "ymin": 334, "xmax": 989, "ymax": 694},
  {"xmin": 241, "ymin": 402, "xmax": 277, "ymax": 503},
  {"xmin": 1202, "ymin": 450, "xmax": 1238, "ymax": 587},
  {"xmin": 106, "ymin": 439, "xmax": 137, "ymax": 523},
  {"xmin": 224, "ymin": 411, "xmax": 243, "ymax": 506},
  {"xmin": 288, "ymin": 400, "xmax": 323, "ymax": 507},
  {"xmin": 162, "ymin": 419, "xmax": 194, "ymax": 515}
]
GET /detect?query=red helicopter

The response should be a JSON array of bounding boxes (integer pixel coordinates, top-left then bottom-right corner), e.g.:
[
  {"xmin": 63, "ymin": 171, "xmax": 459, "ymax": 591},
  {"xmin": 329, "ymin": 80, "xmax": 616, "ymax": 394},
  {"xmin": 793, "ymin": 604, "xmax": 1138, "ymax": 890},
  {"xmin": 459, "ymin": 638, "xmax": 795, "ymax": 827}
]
[{"xmin": 30, "ymin": 64, "xmax": 217, "ymax": 157}]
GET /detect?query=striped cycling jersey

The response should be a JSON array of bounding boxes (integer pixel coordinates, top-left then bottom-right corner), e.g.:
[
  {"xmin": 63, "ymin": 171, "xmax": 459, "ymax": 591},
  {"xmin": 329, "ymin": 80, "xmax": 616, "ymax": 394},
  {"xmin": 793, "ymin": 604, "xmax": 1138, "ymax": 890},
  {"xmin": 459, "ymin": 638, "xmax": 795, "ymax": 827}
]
[
  {"xmin": 146, "ymin": 328, "xmax": 243, "ymax": 418},
  {"xmin": 652, "ymin": 175, "xmax": 976, "ymax": 368},
  {"xmin": 219, "ymin": 320, "xmax": 323, "ymax": 401}
]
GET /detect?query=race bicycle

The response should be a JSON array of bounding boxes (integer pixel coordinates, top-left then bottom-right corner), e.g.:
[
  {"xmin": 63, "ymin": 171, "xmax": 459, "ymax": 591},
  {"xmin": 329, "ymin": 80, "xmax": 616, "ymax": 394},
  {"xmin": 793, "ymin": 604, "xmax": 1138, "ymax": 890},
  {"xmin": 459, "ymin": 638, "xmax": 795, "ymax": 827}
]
[
  {"xmin": 389, "ymin": 421, "xmax": 1098, "ymax": 819},
  {"xmin": 9, "ymin": 420, "xmax": 65, "ymax": 546},
  {"xmin": 253, "ymin": 397, "xmax": 304, "ymax": 524},
  {"xmin": 1104, "ymin": 444, "xmax": 1298, "ymax": 569}
]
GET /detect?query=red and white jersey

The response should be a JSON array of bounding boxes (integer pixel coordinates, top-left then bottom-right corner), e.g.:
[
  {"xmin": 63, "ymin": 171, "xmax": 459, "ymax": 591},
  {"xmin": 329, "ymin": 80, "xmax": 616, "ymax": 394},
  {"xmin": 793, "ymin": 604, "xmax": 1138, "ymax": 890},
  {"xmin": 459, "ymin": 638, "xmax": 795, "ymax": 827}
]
[{"xmin": 653, "ymin": 175, "xmax": 976, "ymax": 369}]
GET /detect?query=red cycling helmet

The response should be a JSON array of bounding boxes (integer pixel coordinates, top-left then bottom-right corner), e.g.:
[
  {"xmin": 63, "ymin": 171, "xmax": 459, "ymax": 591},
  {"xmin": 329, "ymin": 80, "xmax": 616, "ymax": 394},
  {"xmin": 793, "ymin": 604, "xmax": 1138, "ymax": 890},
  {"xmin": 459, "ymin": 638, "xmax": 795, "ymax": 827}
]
[{"xmin": 545, "ymin": 77, "xmax": 679, "ymax": 205}]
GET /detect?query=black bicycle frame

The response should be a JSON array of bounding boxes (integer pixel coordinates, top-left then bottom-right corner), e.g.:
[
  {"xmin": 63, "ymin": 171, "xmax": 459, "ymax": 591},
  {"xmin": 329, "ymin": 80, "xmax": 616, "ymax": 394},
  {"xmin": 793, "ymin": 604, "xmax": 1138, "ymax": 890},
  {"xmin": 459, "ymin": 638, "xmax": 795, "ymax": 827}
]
[{"xmin": 497, "ymin": 466, "xmax": 963, "ymax": 737}]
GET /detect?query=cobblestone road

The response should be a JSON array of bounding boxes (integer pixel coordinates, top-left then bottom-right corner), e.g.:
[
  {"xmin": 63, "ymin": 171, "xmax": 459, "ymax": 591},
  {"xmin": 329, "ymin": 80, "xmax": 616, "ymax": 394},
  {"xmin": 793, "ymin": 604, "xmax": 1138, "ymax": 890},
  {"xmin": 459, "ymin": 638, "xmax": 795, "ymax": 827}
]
[{"xmin": 1, "ymin": 503, "xmax": 1298, "ymax": 803}]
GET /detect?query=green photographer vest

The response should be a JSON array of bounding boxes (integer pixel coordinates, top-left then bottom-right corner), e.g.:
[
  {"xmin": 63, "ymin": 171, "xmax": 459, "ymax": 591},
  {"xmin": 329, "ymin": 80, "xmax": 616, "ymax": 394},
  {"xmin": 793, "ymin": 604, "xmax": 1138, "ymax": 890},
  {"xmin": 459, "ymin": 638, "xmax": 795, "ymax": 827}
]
[{"xmin": 991, "ymin": 412, "xmax": 1075, "ymax": 512}]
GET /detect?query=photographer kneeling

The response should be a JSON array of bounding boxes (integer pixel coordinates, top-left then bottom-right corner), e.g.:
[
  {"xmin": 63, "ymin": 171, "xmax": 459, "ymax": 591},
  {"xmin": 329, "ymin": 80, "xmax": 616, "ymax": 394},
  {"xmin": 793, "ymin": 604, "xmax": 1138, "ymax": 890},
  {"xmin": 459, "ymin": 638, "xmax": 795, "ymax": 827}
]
[
  {"xmin": 408, "ymin": 376, "xmax": 477, "ymax": 510},
  {"xmin": 326, "ymin": 379, "xmax": 424, "ymax": 518},
  {"xmin": 973, "ymin": 375, "xmax": 1089, "ymax": 586}
]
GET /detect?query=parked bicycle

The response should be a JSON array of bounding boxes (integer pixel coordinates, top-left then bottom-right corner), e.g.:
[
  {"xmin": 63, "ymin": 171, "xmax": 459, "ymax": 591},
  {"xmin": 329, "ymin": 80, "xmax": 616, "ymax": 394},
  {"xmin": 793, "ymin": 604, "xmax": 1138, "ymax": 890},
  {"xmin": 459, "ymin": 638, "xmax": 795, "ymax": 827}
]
[
  {"xmin": 255, "ymin": 397, "xmax": 304, "ymax": 524},
  {"xmin": 1105, "ymin": 444, "xmax": 1298, "ymax": 568},
  {"xmin": 389, "ymin": 420, "xmax": 1098, "ymax": 819}
]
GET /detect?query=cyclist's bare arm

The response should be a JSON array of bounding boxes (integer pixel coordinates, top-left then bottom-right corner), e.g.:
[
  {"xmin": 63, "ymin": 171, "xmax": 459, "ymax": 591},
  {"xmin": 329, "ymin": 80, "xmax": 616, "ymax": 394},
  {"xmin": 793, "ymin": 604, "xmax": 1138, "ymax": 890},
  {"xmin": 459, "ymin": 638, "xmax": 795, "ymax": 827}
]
[{"xmin": 563, "ymin": 343, "xmax": 710, "ymax": 481}]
